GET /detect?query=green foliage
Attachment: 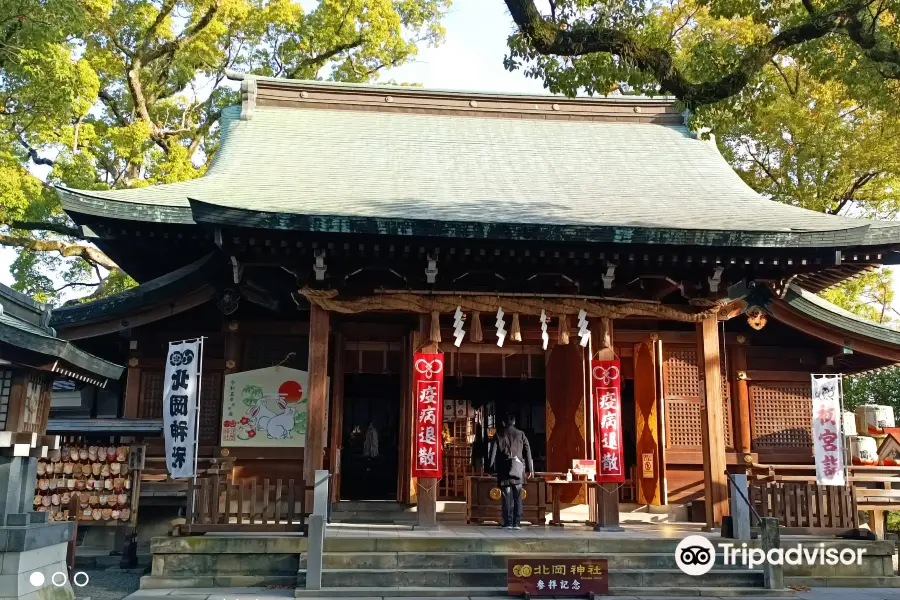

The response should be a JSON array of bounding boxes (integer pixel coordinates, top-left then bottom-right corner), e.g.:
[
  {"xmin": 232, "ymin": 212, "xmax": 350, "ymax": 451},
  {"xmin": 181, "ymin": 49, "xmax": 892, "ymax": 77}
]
[
  {"xmin": 0, "ymin": 0, "xmax": 449, "ymax": 304},
  {"xmin": 820, "ymin": 269, "xmax": 895, "ymax": 325},
  {"xmin": 507, "ymin": 1, "xmax": 900, "ymax": 327},
  {"xmin": 843, "ymin": 367, "xmax": 900, "ymax": 414}
]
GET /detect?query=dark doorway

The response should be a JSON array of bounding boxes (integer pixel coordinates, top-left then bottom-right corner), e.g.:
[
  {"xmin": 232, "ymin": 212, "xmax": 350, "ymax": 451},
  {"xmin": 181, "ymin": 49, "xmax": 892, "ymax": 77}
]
[
  {"xmin": 621, "ymin": 379, "xmax": 637, "ymax": 476},
  {"xmin": 340, "ymin": 374, "xmax": 401, "ymax": 500}
]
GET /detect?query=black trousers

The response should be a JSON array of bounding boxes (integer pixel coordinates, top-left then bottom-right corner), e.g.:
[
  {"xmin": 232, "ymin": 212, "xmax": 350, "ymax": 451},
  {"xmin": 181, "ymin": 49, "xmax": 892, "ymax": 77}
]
[{"xmin": 500, "ymin": 484, "xmax": 523, "ymax": 526}]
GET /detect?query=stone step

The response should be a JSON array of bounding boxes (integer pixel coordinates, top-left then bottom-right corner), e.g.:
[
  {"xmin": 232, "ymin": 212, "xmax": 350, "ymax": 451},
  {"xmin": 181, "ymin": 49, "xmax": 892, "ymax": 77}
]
[
  {"xmin": 332, "ymin": 502, "xmax": 410, "ymax": 513},
  {"xmin": 298, "ymin": 568, "xmax": 764, "ymax": 589},
  {"xmin": 329, "ymin": 512, "xmax": 417, "ymax": 524},
  {"xmin": 314, "ymin": 551, "xmax": 747, "ymax": 571},
  {"xmin": 294, "ymin": 586, "xmax": 793, "ymax": 598},
  {"xmin": 319, "ymin": 536, "xmax": 693, "ymax": 553}
]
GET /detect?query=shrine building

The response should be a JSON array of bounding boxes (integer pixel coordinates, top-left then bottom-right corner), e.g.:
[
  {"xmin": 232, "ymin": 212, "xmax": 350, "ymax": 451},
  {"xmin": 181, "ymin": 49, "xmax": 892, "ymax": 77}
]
[{"xmin": 45, "ymin": 76, "xmax": 900, "ymax": 532}]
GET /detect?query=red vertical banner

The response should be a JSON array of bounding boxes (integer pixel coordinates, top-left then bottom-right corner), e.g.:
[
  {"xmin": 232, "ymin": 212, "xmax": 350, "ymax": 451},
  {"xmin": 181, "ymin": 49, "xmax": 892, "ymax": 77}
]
[
  {"xmin": 412, "ymin": 353, "xmax": 444, "ymax": 479},
  {"xmin": 591, "ymin": 360, "xmax": 625, "ymax": 483}
]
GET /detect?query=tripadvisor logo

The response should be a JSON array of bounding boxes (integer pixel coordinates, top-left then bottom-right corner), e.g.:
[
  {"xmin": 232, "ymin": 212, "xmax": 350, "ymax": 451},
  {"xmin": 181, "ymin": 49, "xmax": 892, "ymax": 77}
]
[{"xmin": 675, "ymin": 535, "xmax": 867, "ymax": 576}]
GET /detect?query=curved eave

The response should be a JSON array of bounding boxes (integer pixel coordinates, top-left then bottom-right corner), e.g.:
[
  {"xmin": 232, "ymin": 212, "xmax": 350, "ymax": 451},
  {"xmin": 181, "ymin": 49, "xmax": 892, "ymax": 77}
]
[
  {"xmin": 766, "ymin": 285, "xmax": 900, "ymax": 363},
  {"xmin": 50, "ymin": 253, "xmax": 223, "ymax": 340},
  {"xmin": 57, "ymin": 187, "xmax": 195, "ymax": 225},
  {"xmin": 0, "ymin": 318, "xmax": 124, "ymax": 381},
  {"xmin": 190, "ymin": 200, "xmax": 891, "ymax": 249}
]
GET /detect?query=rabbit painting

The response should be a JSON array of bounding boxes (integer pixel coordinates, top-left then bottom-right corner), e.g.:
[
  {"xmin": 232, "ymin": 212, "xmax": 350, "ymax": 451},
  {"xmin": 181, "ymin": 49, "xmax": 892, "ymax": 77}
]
[{"xmin": 265, "ymin": 407, "xmax": 296, "ymax": 439}]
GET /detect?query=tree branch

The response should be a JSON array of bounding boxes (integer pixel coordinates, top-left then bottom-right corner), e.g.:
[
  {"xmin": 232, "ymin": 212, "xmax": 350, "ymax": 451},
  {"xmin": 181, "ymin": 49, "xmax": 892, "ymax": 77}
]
[
  {"xmin": 143, "ymin": 3, "xmax": 220, "ymax": 63},
  {"xmin": 0, "ymin": 234, "xmax": 119, "ymax": 271},
  {"xmin": 287, "ymin": 37, "xmax": 365, "ymax": 79},
  {"xmin": 97, "ymin": 89, "xmax": 128, "ymax": 127},
  {"xmin": 503, "ymin": 0, "xmax": 891, "ymax": 107},
  {"xmin": 17, "ymin": 135, "xmax": 54, "ymax": 167},
  {"xmin": 9, "ymin": 221, "xmax": 83, "ymax": 238},
  {"xmin": 54, "ymin": 281, "xmax": 100, "ymax": 293}
]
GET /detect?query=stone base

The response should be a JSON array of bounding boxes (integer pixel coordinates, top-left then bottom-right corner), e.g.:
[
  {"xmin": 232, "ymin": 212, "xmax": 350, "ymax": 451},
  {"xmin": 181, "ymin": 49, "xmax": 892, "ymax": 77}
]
[{"xmin": 0, "ymin": 531, "xmax": 75, "ymax": 600}]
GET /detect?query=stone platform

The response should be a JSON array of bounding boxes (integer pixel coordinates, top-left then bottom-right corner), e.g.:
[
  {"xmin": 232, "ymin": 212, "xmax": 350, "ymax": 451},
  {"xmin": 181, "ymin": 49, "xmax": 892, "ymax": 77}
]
[{"xmin": 141, "ymin": 524, "xmax": 899, "ymax": 594}]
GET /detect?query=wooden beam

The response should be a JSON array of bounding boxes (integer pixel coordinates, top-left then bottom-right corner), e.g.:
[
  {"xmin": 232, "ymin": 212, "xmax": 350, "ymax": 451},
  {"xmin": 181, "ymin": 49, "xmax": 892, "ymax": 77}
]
[
  {"xmin": 731, "ymin": 345, "xmax": 752, "ymax": 456},
  {"xmin": 304, "ymin": 305, "xmax": 330, "ymax": 503},
  {"xmin": 593, "ymin": 318, "xmax": 622, "ymax": 531},
  {"xmin": 416, "ymin": 314, "xmax": 439, "ymax": 529},
  {"xmin": 329, "ymin": 333, "xmax": 345, "ymax": 503},
  {"xmin": 742, "ymin": 370, "xmax": 812, "ymax": 382},
  {"xmin": 6, "ymin": 371, "xmax": 25, "ymax": 433},
  {"xmin": 697, "ymin": 317, "xmax": 729, "ymax": 529},
  {"xmin": 123, "ymin": 366, "xmax": 141, "ymax": 418},
  {"xmin": 615, "ymin": 330, "xmax": 743, "ymax": 346}
]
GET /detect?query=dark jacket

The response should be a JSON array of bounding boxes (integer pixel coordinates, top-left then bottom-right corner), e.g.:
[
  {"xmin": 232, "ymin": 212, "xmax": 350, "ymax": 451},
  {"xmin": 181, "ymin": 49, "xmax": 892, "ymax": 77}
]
[{"xmin": 489, "ymin": 425, "xmax": 534, "ymax": 485}]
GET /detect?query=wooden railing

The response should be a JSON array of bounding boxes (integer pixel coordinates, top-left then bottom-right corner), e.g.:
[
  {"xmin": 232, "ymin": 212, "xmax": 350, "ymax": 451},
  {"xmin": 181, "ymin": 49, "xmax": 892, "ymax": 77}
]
[
  {"xmin": 176, "ymin": 475, "xmax": 307, "ymax": 535},
  {"xmin": 744, "ymin": 463, "xmax": 900, "ymax": 536},
  {"xmin": 748, "ymin": 478, "xmax": 858, "ymax": 534}
]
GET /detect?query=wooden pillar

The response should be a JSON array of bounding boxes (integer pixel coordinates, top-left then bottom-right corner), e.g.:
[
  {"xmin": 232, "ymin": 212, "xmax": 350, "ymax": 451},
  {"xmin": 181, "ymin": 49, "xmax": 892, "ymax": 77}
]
[
  {"xmin": 593, "ymin": 318, "xmax": 622, "ymax": 530},
  {"xmin": 329, "ymin": 333, "xmax": 345, "ymax": 502},
  {"xmin": 304, "ymin": 305, "xmax": 330, "ymax": 498},
  {"xmin": 416, "ymin": 314, "xmax": 438, "ymax": 529},
  {"xmin": 731, "ymin": 343, "xmax": 752, "ymax": 456},
  {"xmin": 398, "ymin": 331, "xmax": 414, "ymax": 504},
  {"xmin": 123, "ymin": 366, "xmax": 141, "ymax": 419},
  {"xmin": 697, "ymin": 317, "xmax": 729, "ymax": 528},
  {"xmin": 223, "ymin": 322, "xmax": 242, "ymax": 375}
]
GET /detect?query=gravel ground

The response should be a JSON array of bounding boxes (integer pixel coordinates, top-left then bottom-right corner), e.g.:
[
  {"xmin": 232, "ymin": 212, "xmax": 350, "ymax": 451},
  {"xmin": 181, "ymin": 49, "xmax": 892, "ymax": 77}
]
[{"xmin": 74, "ymin": 568, "xmax": 143, "ymax": 600}]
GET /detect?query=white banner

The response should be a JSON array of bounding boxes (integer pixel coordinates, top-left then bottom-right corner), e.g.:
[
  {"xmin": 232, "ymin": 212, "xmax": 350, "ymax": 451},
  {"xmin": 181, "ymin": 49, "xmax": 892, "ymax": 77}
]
[
  {"xmin": 163, "ymin": 340, "xmax": 202, "ymax": 478},
  {"xmin": 812, "ymin": 374, "xmax": 846, "ymax": 486}
]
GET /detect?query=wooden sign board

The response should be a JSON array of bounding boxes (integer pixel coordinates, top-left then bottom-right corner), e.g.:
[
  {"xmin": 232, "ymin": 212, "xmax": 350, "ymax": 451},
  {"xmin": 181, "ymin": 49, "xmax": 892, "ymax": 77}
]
[{"xmin": 508, "ymin": 558, "xmax": 609, "ymax": 597}]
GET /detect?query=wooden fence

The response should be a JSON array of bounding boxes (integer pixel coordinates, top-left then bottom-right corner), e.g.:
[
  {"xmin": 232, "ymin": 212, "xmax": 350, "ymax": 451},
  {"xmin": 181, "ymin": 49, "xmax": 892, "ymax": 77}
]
[
  {"xmin": 176, "ymin": 475, "xmax": 307, "ymax": 535},
  {"xmin": 749, "ymin": 479, "xmax": 859, "ymax": 534}
]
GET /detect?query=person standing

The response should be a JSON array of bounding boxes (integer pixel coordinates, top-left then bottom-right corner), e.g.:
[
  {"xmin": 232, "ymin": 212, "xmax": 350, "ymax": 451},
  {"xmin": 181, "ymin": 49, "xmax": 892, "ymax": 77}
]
[{"xmin": 489, "ymin": 413, "xmax": 534, "ymax": 529}]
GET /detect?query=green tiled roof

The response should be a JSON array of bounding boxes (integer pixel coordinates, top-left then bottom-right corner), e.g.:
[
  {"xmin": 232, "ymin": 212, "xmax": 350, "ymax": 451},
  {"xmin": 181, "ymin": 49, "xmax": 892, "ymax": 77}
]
[
  {"xmin": 0, "ymin": 284, "xmax": 124, "ymax": 380},
  {"xmin": 776, "ymin": 285, "xmax": 900, "ymax": 348},
  {"xmin": 50, "ymin": 253, "xmax": 221, "ymax": 328},
  {"xmin": 57, "ymin": 80, "xmax": 900, "ymax": 248}
]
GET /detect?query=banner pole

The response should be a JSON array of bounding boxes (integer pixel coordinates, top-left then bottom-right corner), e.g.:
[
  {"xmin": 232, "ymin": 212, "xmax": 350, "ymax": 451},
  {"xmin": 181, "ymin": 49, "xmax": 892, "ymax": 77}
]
[{"xmin": 192, "ymin": 337, "xmax": 206, "ymax": 493}]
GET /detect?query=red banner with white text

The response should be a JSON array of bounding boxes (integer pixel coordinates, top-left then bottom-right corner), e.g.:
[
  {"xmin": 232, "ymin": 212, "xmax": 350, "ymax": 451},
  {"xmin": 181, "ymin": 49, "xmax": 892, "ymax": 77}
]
[
  {"xmin": 591, "ymin": 360, "xmax": 625, "ymax": 483},
  {"xmin": 412, "ymin": 353, "xmax": 444, "ymax": 479}
]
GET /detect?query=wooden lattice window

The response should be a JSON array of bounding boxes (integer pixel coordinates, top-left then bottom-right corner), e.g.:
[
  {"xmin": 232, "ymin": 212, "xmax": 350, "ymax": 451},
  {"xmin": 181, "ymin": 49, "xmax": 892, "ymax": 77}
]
[
  {"xmin": 666, "ymin": 399, "xmax": 703, "ymax": 447},
  {"xmin": 139, "ymin": 370, "xmax": 222, "ymax": 445},
  {"xmin": 22, "ymin": 373, "xmax": 49, "ymax": 434},
  {"xmin": 750, "ymin": 383, "xmax": 812, "ymax": 449},
  {"xmin": 198, "ymin": 372, "xmax": 222, "ymax": 445},
  {"xmin": 664, "ymin": 350, "xmax": 701, "ymax": 398},
  {"xmin": 138, "ymin": 371, "xmax": 164, "ymax": 419},
  {"xmin": 0, "ymin": 369, "xmax": 11, "ymax": 430},
  {"xmin": 664, "ymin": 348, "xmax": 734, "ymax": 450}
]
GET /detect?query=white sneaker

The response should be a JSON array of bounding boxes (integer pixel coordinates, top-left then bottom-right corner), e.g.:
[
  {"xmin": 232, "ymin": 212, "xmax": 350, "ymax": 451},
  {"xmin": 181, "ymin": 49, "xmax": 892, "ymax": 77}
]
[
  {"xmin": 513, "ymin": 526, "xmax": 521, "ymax": 530},
  {"xmin": 501, "ymin": 525, "xmax": 511, "ymax": 529}
]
